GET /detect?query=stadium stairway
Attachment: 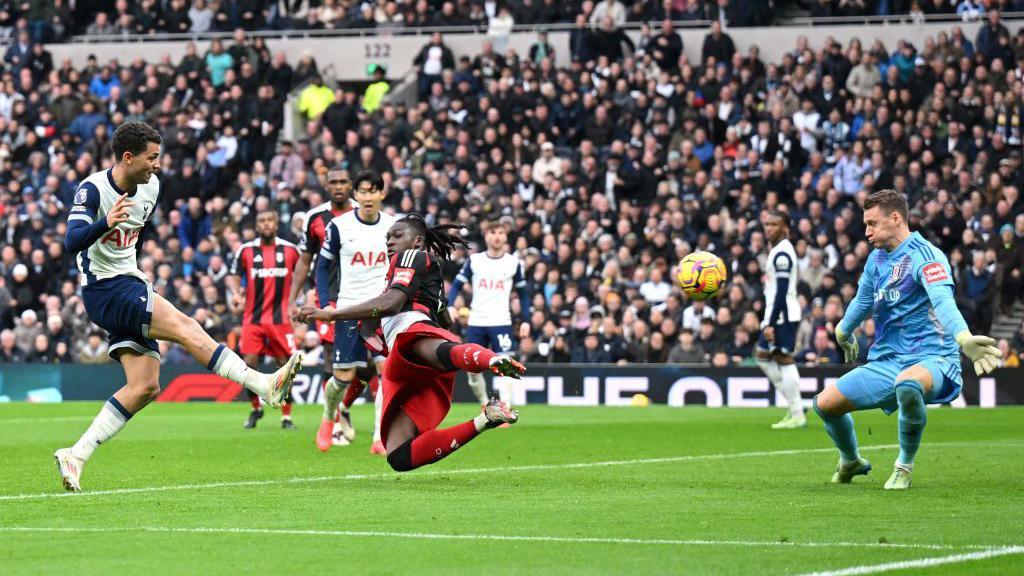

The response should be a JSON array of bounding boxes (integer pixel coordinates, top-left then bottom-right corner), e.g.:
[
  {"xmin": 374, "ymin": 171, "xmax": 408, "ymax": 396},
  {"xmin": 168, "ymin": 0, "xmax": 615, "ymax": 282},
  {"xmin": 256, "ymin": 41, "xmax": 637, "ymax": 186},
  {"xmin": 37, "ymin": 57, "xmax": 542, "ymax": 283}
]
[{"xmin": 991, "ymin": 300, "xmax": 1024, "ymax": 341}]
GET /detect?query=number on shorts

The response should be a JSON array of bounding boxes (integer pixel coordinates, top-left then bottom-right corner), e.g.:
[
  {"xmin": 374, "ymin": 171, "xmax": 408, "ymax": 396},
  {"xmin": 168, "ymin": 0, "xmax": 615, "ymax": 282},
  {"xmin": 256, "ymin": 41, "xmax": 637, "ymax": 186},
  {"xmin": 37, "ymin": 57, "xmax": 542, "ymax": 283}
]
[{"xmin": 497, "ymin": 333, "xmax": 513, "ymax": 352}]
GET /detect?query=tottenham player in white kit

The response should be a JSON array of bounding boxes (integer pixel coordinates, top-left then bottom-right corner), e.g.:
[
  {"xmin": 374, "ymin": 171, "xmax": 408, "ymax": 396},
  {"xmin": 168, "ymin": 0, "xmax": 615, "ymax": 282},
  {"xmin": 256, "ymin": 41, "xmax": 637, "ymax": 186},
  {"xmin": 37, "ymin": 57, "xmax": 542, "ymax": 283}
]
[
  {"xmin": 54, "ymin": 122, "xmax": 301, "ymax": 491},
  {"xmin": 756, "ymin": 211, "xmax": 807, "ymax": 429},
  {"xmin": 315, "ymin": 171, "xmax": 395, "ymax": 455},
  {"xmin": 447, "ymin": 220, "xmax": 531, "ymax": 405}
]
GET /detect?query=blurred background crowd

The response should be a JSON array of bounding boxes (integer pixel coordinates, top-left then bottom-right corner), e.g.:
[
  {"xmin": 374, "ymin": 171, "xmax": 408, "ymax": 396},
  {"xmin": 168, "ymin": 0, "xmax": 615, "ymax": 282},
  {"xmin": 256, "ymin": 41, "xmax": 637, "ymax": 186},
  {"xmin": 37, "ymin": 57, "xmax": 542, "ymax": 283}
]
[{"xmin": 1, "ymin": 2, "xmax": 1024, "ymax": 368}]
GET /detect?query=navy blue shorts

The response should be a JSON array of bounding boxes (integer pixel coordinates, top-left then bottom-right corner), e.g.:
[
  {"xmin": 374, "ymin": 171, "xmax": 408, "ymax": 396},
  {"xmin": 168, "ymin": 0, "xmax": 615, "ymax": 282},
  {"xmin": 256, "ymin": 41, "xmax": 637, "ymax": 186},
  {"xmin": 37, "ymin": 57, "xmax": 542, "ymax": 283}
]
[
  {"xmin": 333, "ymin": 319, "xmax": 369, "ymax": 369},
  {"xmin": 757, "ymin": 321, "xmax": 799, "ymax": 355},
  {"xmin": 465, "ymin": 325, "xmax": 514, "ymax": 355},
  {"xmin": 82, "ymin": 275, "xmax": 160, "ymax": 363}
]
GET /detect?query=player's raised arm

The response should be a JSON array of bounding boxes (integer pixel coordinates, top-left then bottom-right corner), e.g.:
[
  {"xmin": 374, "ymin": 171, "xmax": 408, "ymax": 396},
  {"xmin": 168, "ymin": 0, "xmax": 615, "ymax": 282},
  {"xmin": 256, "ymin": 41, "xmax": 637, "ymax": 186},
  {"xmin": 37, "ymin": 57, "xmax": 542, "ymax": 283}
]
[
  {"xmin": 835, "ymin": 257, "xmax": 876, "ymax": 362},
  {"xmin": 65, "ymin": 185, "xmax": 129, "ymax": 253},
  {"xmin": 917, "ymin": 258, "xmax": 1001, "ymax": 375},
  {"xmin": 447, "ymin": 257, "xmax": 472, "ymax": 307},
  {"xmin": 315, "ymin": 221, "xmax": 341, "ymax": 308}
]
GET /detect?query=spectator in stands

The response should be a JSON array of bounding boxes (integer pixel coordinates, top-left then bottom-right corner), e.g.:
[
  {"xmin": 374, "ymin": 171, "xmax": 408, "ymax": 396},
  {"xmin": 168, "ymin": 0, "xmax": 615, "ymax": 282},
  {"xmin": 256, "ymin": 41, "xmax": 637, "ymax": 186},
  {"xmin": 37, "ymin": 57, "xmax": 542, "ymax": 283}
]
[
  {"xmin": 77, "ymin": 330, "xmax": 110, "ymax": 364},
  {"xmin": 189, "ymin": 0, "xmax": 215, "ymax": 33},
  {"xmin": 413, "ymin": 32, "xmax": 454, "ymax": 98},
  {"xmin": 798, "ymin": 328, "xmax": 840, "ymax": 365},
  {"xmin": 701, "ymin": 20, "xmax": 735, "ymax": 66},
  {"xmin": 975, "ymin": 9, "xmax": 1009, "ymax": 61},
  {"xmin": 667, "ymin": 329, "xmax": 706, "ymax": 364},
  {"xmin": 85, "ymin": 12, "xmax": 116, "ymax": 36},
  {"xmin": 13, "ymin": 309, "xmax": 44, "ymax": 355},
  {"xmin": 994, "ymin": 223, "xmax": 1023, "ymax": 314},
  {"xmin": 297, "ymin": 74, "xmax": 333, "ymax": 120},
  {"xmin": 590, "ymin": 0, "xmax": 627, "ymax": 28},
  {"xmin": 592, "ymin": 16, "xmax": 634, "ymax": 62},
  {"xmin": 958, "ymin": 250, "xmax": 996, "ymax": 334}
]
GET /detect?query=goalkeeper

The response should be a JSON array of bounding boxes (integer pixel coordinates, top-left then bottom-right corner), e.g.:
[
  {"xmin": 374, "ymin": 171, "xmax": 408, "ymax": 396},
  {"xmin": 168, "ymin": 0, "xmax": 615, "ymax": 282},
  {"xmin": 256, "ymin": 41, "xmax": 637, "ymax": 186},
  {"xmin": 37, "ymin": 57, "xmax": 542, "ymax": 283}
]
[{"xmin": 814, "ymin": 190, "xmax": 1001, "ymax": 490}]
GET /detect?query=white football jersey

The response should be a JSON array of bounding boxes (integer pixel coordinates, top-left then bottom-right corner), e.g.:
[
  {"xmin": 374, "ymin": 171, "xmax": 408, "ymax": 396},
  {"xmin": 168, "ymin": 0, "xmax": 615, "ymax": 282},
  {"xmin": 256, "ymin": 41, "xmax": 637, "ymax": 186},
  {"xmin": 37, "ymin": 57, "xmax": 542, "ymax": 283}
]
[
  {"xmin": 320, "ymin": 210, "xmax": 397, "ymax": 307},
  {"xmin": 763, "ymin": 238, "xmax": 801, "ymax": 326},
  {"xmin": 68, "ymin": 169, "xmax": 159, "ymax": 286},
  {"xmin": 457, "ymin": 252, "xmax": 526, "ymax": 327}
]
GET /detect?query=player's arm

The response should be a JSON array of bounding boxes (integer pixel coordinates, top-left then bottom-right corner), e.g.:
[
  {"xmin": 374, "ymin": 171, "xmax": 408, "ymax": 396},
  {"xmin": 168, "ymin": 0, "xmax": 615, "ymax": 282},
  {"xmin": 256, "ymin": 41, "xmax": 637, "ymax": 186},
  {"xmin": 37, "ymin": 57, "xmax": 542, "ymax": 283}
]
[
  {"xmin": 226, "ymin": 246, "xmax": 246, "ymax": 314},
  {"xmin": 446, "ymin": 258, "xmax": 472, "ymax": 307},
  {"xmin": 314, "ymin": 221, "xmax": 341, "ymax": 309},
  {"xmin": 289, "ymin": 221, "xmax": 317, "ymax": 319},
  {"xmin": 835, "ymin": 256, "xmax": 876, "ymax": 362},
  {"xmin": 64, "ymin": 187, "xmax": 131, "ymax": 253},
  {"xmin": 301, "ymin": 249, "xmax": 426, "ymax": 322},
  {"xmin": 514, "ymin": 260, "xmax": 531, "ymax": 337},
  {"xmin": 919, "ymin": 260, "xmax": 1001, "ymax": 374},
  {"xmin": 765, "ymin": 252, "xmax": 792, "ymax": 328}
]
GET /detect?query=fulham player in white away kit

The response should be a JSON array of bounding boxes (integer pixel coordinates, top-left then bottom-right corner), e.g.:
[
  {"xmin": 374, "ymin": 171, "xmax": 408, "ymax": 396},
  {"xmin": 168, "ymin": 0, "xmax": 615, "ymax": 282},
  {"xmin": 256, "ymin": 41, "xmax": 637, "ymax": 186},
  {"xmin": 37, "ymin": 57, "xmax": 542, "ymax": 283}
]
[
  {"xmin": 54, "ymin": 122, "xmax": 301, "ymax": 491},
  {"xmin": 315, "ymin": 171, "xmax": 395, "ymax": 454},
  {"xmin": 756, "ymin": 211, "xmax": 807, "ymax": 429},
  {"xmin": 447, "ymin": 220, "xmax": 530, "ymax": 406}
]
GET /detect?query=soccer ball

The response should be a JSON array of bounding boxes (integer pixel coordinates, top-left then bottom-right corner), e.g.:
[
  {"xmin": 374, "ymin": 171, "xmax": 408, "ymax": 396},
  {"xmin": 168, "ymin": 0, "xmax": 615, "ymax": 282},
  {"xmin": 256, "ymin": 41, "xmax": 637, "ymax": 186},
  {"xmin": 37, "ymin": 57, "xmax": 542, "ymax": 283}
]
[{"xmin": 676, "ymin": 251, "xmax": 727, "ymax": 301}]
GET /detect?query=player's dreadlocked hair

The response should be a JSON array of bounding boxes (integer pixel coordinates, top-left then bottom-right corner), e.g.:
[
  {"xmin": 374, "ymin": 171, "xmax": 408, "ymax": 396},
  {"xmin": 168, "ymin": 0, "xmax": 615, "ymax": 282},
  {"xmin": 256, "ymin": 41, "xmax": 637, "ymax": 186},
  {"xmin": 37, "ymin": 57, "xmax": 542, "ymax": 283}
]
[{"xmin": 398, "ymin": 214, "xmax": 469, "ymax": 261}]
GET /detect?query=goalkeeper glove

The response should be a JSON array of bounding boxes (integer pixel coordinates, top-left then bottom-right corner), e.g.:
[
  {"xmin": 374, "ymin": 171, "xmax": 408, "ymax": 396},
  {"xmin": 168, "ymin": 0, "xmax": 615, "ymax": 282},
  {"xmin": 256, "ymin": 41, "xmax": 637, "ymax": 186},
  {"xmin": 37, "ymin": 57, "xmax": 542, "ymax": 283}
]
[
  {"xmin": 955, "ymin": 331, "xmax": 1001, "ymax": 375},
  {"xmin": 835, "ymin": 326, "xmax": 859, "ymax": 363}
]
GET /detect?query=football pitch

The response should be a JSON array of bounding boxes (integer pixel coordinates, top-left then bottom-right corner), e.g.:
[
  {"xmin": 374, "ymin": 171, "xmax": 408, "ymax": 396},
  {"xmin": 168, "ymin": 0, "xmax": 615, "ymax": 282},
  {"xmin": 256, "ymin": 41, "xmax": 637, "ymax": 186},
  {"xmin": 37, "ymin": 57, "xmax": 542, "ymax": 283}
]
[{"xmin": 0, "ymin": 403, "xmax": 1021, "ymax": 575}]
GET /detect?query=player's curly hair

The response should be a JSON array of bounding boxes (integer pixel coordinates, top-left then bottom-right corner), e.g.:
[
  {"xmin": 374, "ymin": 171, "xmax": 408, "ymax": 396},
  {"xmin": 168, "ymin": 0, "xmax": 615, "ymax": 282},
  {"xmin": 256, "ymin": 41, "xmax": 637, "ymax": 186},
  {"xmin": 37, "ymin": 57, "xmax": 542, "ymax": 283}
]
[
  {"xmin": 112, "ymin": 121, "xmax": 162, "ymax": 160},
  {"xmin": 398, "ymin": 214, "xmax": 470, "ymax": 261}
]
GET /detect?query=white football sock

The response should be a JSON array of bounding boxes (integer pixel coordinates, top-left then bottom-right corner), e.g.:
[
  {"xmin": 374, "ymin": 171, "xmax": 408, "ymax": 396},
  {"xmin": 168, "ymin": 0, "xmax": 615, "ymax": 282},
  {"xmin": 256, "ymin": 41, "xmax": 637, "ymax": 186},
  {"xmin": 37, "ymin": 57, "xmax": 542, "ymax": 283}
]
[
  {"xmin": 778, "ymin": 363, "xmax": 805, "ymax": 419},
  {"xmin": 467, "ymin": 371, "xmax": 489, "ymax": 405},
  {"xmin": 493, "ymin": 376, "xmax": 513, "ymax": 407},
  {"xmin": 756, "ymin": 358, "xmax": 783, "ymax": 385},
  {"xmin": 71, "ymin": 398, "xmax": 131, "ymax": 461},
  {"xmin": 323, "ymin": 377, "xmax": 346, "ymax": 421},
  {"xmin": 472, "ymin": 413, "xmax": 489, "ymax": 432},
  {"xmin": 210, "ymin": 345, "xmax": 267, "ymax": 397},
  {"xmin": 372, "ymin": 386, "xmax": 384, "ymax": 442}
]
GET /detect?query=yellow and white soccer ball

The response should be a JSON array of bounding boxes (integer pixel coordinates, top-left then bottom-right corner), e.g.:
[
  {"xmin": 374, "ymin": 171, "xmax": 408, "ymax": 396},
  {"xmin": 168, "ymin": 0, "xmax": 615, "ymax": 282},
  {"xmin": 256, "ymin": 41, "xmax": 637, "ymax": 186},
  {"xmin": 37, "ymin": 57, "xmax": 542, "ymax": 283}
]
[{"xmin": 675, "ymin": 251, "xmax": 727, "ymax": 301}]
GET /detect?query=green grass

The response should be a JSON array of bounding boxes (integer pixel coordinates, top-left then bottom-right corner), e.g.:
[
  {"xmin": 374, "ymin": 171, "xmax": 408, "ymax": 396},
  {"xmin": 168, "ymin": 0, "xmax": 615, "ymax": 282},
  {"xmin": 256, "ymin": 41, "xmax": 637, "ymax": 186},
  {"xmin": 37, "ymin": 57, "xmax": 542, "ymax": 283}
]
[{"xmin": 0, "ymin": 403, "xmax": 1022, "ymax": 575}]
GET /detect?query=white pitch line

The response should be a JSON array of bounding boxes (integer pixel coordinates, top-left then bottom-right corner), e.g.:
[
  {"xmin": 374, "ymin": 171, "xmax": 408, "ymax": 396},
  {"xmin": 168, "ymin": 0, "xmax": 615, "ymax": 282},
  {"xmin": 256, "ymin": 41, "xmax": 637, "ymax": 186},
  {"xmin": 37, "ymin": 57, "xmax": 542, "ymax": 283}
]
[
  {"xmin": 0, "ymin": 526, "xmax": 1006, "ymax": 552},
  {"xmin": 0, "ymin": 441, "xmax": 1012, "ymax": 502},
  {"xmin": 792, "ymin": 545, "xmax": 1024, "ymax": 575}
]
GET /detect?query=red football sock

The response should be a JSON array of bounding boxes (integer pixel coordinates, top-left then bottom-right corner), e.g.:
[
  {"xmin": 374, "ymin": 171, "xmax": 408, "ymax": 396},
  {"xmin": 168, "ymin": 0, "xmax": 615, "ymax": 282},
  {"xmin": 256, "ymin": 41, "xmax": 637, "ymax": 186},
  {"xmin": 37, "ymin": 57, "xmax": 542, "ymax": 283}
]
[
  {"xmin": 368, "ymin": 374, "xmax": 379, "ymax": 398},
  {"xmin": 281, "ymin": 402, "xmax": 292, "ymax": 417},
  {"xmin": 249, "ymin": 394, "xmax": 261, "ymax": 410},
  {"xmin": 409, "ymin": 420, "xmax": 480, "ymax": 469},
  {"xmin": 449, "ymin": 343, "xmax": 497, "ymax": 373},
  {"xmin": 342, "ymin": 377, "xmax": 365, "ymax": 410}
]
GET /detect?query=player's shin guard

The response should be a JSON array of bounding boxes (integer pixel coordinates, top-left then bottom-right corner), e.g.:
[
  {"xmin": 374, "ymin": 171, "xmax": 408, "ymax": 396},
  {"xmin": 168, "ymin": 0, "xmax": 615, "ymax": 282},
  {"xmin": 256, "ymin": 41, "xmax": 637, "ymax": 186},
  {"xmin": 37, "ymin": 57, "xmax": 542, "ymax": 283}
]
[
  {"xmin": 208, "ymin": 344, "xmax": 266, "ymax": 396},
  {"xmin": 813, "ymin": 396, "xmax": 860, "ymax": 463},
  {"xmin": 372, "ymin": 385, "xmax": 383, "ymax": 442},
  {"xmin": 437, "ymin": 342, "xmax": 497, "ymax": 373},
  {"xmin": 466, "ymin": 372, "xmax": 489, "ymax": 405},
  {"xmin": 71, "ymin": 396, "xmax": 133, "ymax": 461},
  {"xmin": 386, "ymin": 420, "xmax": 480, "ymax": 472},
  {"xmin": 894, "ymin": 381, "xmax": 927, "ymax": 469}
]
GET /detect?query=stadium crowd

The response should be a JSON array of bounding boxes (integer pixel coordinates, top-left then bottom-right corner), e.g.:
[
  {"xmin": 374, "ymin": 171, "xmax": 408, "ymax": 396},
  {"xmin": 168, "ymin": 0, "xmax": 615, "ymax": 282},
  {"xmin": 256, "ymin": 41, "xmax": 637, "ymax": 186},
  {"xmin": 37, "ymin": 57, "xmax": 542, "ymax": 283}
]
[{"xmin": 2, "ymin": 9, "xmax": 1024, "ymax": 368}]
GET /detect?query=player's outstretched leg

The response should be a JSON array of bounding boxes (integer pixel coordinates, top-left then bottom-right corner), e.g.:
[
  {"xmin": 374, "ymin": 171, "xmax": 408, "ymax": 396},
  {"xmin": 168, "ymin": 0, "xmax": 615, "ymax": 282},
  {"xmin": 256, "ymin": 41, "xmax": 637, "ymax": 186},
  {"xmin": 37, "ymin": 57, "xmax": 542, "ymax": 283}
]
[
  {"xmin": 55, "ymin": 352, "xmax": 160, "ymax": 491},
  {"xmin": 813, "ymin": 391, "xmax": 871, "ymax": 483},
  {"xmin": 148, "ymin": 294, "xmax": 300, "ymax": 407},
  {"xmin": 886, "ymin": 368, "xmax": 931, "ymax": 490},
  {"xmin": 385, "ymin": 399, "xmax": 518, "ymax": 472}
]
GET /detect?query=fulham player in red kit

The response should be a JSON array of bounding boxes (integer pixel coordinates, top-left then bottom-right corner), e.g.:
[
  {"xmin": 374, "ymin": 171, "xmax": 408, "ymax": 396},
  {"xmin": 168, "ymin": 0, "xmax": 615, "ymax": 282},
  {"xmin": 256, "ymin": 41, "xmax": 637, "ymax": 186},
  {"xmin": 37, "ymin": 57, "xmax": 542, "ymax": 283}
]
[
  {"xmin": 300, "ymin": 215, "xmax": 523, "ymax": 471},
  {"xmin": 228, "ymin": 210, "xmax": 301, "ymax": 428}
]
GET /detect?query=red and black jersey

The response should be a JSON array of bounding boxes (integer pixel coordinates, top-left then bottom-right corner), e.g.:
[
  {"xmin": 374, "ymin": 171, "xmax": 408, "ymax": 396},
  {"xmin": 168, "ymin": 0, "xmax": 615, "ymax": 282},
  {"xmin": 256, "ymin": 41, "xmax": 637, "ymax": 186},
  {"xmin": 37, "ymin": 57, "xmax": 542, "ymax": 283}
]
[
  {"xmin": 299, "ymin": 201, "xmax": 352, "ymax": 299},
  {"xmin": 231, "ymin": 238, "xmax": 301, "ymax": 325},
  {"xmin": 385, "ymin": 249, "xmax": 450, "ymax": 329}
]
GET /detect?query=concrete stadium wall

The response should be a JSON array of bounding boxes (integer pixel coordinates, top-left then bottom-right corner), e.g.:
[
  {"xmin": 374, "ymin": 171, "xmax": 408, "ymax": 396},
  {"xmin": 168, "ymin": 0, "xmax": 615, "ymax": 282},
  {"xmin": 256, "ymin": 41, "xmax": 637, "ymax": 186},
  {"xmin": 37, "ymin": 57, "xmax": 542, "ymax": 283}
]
[{"xmin": 45, "ymin": 20, "xmax": 988, "ymax": 82}]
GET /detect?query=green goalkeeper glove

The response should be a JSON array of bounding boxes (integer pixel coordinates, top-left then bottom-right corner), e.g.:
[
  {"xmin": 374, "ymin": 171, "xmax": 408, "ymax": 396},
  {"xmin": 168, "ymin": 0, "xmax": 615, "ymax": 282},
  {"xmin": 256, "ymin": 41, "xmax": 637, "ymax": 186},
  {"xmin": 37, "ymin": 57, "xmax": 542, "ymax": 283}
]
[
  {"xmin": 955, "ymin": 331, "xmax": 1001, "ymax": 375},
  {"xmin": 835, "ymin": 326, "xmax": 859, "ymax": 363}
]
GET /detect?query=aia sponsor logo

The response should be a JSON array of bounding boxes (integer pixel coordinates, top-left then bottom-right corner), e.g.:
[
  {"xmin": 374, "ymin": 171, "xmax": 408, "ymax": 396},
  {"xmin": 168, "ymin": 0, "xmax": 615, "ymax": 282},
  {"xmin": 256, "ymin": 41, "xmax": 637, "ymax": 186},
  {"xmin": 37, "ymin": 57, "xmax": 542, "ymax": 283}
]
[{"xmin": 922, "ymin": 262, "xmax": 948, "ymax": 284}]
